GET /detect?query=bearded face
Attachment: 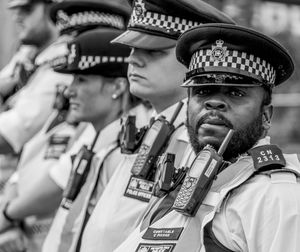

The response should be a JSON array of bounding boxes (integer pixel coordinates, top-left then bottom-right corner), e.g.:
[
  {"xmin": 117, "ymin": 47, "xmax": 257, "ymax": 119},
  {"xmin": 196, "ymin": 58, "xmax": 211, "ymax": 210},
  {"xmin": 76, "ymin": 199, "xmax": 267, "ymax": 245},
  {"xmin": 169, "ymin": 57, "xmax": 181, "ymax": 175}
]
[{"xmin": 186, "ymin": 85, "xmax": 271, "ymax": 161}]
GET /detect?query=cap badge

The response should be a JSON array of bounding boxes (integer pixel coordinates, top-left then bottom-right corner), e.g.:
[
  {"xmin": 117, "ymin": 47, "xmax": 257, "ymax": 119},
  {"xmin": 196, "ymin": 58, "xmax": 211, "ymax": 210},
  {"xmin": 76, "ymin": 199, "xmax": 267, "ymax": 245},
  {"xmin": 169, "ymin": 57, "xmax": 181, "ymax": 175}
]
[
  {"xmin": 133, "ymin": 0, "xmax": 146, "ymax": 21},
  {"xmin": 68, "ymin": 44, "xmax": 77, "ymax": 65},
  {"xmin": 210, "ymin": 40, "xmax": 227, "ymax": 62},
  {"xmin": 214, "ymin": 74, "xmax": 226, "ymax": 84},
  {"xmin": 207, "ymin": 73, "xmax": 243, "ymax": 84},
  {"xmin": 57, "ymin": 10, "xmax": 69, "ymax": 27}
]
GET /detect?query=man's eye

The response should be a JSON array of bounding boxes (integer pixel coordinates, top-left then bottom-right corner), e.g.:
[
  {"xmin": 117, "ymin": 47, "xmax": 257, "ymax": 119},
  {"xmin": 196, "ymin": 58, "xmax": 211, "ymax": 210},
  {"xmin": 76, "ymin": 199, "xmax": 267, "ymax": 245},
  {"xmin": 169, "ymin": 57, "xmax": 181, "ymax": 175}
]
[
  {"xmin": 194, "ymin": 88, "xmax": 211, "ymax": 96},
  {"xmin": 229, "ymin": 90, "xmax": 244, "ymax": 97}
]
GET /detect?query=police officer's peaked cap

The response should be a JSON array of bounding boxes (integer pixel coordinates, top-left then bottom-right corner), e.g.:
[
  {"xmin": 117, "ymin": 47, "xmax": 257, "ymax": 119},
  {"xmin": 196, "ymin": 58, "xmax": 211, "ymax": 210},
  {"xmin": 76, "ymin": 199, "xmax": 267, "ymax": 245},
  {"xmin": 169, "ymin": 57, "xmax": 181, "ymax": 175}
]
[
  {"xmin": 177, "ymin": 23, "xmax": 294, "ymax": 88},
  {"xmin": 54, "ymin": 28, "xmax": 130, "ymax": 78},
  {"xmin": 112, "ymin": 0, "xmax": 235, "ymax": 50},
  {"xmin": 49, "ymin": 0, "xmax": 131, "ymax": 35},
  {"xmin": 8, "ymin": 0, "xmax": 52, "ymax": 8}
]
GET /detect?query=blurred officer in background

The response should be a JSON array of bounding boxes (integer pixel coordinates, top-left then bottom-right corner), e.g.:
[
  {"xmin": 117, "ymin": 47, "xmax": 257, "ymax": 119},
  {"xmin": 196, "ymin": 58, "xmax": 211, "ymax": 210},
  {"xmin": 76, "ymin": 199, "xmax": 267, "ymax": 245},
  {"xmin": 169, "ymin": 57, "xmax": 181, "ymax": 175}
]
[
  {"xmin": 0, "ymin": 1, "xmax": 75, "ymax": 251},
  {"xmin": 114, "ymin": 23, "xmax": 300, "ymax": 252},
  {"xmin": 0, "ymin": 0, "xmax": 129, "ymax": 251},
  {"xmin": 0, "ymin": 46, "xmax": 37, "ymax": 106},
  {"xmin": 0, "ymin": 0, "xmax": 62, "ymax": 207},
  {"xmin": 0, "ymin": 0, "xmax": 72, "ymax": 155},
  {"xmin": 72, "ymin": 1, "xmax": 235, "ymax": 252},
  {"xmin": 0, "ymin": 1, "xmax": 148, "ymax": 252},
  {"xmin": 0, "ymin": 0, "xmax": 56, "ymax": 103}
]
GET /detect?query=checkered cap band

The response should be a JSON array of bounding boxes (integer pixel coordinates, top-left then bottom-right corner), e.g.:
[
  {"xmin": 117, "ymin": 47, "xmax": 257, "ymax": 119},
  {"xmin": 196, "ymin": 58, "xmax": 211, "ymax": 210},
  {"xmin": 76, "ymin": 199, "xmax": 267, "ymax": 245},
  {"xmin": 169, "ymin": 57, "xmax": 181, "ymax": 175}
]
[
  {"xmin": 56, "ymin": 10, "xmax": 125, "ymax": 32},
  {"xmin": 189, "ymin": 49, "xmax": 276, "ymax": 85},
  {"xmin": 77, "ymin": 55, "xmax": 128, "ymax": 70},
  {"xmin": 129, "ymin": 10, "xmax": 201, "ymax": 34}
]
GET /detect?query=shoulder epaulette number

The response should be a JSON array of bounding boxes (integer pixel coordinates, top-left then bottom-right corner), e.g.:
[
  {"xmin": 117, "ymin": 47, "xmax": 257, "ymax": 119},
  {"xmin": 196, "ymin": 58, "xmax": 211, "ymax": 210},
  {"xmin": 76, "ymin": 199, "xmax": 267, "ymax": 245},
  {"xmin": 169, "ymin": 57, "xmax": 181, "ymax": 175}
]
[{"xmin": 248, "ymin": 144, "xmax": 286, "ymax": 171}]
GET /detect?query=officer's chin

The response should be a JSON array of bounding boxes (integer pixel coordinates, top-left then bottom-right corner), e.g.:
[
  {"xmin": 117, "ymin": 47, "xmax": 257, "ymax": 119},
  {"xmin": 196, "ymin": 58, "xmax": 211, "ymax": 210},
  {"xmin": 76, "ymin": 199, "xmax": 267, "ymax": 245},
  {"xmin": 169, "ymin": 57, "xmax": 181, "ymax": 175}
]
[{"xmin": 197, "ymin": 125, "xmax": 229, "ymax": 149}]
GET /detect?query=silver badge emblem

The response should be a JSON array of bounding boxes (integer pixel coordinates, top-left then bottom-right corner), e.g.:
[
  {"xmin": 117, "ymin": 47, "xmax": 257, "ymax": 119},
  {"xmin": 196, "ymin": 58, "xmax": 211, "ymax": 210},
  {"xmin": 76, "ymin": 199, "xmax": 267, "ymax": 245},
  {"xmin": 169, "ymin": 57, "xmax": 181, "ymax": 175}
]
[
  {"xmin": 210, "ymin": 40, "xmax": 227, "ymax": 62},
  {"xmin": 133, "ymin": 0, "xmax": 146, "ymax": 21},
  {"xmin": 68, "ymin": 44, "xmax": 76, "ymax": 65}
]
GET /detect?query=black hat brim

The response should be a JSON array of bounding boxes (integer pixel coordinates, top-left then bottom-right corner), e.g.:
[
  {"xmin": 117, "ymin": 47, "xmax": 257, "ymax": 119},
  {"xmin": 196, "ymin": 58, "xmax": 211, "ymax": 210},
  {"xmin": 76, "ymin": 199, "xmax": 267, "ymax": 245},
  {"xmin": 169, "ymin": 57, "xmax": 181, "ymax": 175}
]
[
  {"xmin": 49, "ymin": 1, "xmax": 130, "ymax": 24},
  {"xmin": 111, "ymin": 30, "xmax": 176, "ymax": 50}
]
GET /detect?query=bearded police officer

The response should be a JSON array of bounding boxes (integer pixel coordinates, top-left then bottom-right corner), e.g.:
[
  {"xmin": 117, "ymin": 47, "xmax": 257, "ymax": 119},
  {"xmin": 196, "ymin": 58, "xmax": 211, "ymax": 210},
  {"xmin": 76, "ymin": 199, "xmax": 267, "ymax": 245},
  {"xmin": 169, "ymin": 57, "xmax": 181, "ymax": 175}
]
[
  {"xmin": 114, "ymin": 23, "xmax": 300, "ymax": 252},
  {"xmin": 76, "ymin": 1, "xmax": 235, "ymax": 252}
]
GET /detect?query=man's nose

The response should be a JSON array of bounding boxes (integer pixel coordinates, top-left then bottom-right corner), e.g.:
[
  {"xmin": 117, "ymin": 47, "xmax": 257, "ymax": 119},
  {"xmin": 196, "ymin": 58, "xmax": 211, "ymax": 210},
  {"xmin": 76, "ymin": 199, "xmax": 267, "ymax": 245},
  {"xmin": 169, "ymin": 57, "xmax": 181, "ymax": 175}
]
[{"xmin": 204, "ymin": 98, "xmax": 227, "ymax": 111}]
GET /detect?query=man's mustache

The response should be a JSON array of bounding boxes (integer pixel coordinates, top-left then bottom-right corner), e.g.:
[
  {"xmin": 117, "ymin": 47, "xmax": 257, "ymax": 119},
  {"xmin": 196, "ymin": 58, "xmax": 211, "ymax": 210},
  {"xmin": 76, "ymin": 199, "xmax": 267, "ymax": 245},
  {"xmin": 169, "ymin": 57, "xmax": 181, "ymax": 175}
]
[{"xmin": 196, "ymin": 112, "xmax": 233, "ymax": 132}]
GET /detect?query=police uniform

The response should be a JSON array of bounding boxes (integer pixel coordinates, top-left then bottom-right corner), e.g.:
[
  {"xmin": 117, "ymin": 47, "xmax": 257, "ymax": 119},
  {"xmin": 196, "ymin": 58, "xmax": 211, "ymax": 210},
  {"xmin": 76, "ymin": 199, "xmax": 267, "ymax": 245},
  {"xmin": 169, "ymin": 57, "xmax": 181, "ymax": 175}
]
[
  {"xmin": 40, "ymin": 18, "xmax": 136, "ymax": 251},
  {"xmin": 113, "ymin": 24, "xmax": 300, "ymax": 252},
  {"xmin": 0, "ymin": 31, "xmax": 79, "ymax": 252},
  {"xmin": 0, "ymin": 0, "xmax": 130, "ymax": 250},
  {"xmin": 10, "ymin": 116, "xmax": 80, "ymax": 252},
  {"xmin": 78, "ymin": 1, "xmax": 235, "ymax": 252},
  {"xmin": 0, "ymin": 0, "xmax": 73, "ymax": 154},
  {"xmin": 80, "ymin": 101, "xmax": 189, "ymax": 252},
  {"xmin": 0, "ymin": 45, "xmax": 37, "ymax": 103}
]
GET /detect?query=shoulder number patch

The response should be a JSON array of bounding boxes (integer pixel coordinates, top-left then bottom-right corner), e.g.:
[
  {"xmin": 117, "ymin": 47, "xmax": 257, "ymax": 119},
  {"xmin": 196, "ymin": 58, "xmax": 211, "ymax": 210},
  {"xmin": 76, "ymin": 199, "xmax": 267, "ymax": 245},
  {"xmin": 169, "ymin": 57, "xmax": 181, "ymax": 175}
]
[{"xmin": 248, "ymin": 144, "xmax": 286, "ymax": 171}]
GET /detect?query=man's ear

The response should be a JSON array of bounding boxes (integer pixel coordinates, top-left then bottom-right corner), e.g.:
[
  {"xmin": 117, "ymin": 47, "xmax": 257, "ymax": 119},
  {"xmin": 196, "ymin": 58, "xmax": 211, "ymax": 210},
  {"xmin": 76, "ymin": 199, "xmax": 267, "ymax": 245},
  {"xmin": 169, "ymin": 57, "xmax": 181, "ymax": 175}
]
[
  {"xmin": 262, "ymin": 104, "xmax": 273, "ymax": 131},
  {"xmin": 111, "ymin": 77, "xmax": 128, "ymax": 99}
]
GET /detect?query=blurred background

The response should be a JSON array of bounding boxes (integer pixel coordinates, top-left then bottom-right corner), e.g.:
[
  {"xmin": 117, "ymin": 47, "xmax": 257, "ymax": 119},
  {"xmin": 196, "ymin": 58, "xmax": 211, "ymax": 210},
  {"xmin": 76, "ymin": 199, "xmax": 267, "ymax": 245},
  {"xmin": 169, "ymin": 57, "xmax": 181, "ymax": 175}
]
[{"xmin": 0, "ymin": 0, "xmax": 299, "ymax": 153}]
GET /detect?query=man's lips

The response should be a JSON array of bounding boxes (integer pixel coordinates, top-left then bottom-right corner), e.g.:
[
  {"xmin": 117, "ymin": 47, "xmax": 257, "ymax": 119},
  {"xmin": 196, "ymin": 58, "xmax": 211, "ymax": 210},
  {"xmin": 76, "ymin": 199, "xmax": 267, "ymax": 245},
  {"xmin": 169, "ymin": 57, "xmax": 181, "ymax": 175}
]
[
  {"xmin": 196, "ymin": 114, "xmax": 233, "ymax": 131},
  {"xmin": 202, "ymin": 117, "xmax": 228, "ymax": 126}
]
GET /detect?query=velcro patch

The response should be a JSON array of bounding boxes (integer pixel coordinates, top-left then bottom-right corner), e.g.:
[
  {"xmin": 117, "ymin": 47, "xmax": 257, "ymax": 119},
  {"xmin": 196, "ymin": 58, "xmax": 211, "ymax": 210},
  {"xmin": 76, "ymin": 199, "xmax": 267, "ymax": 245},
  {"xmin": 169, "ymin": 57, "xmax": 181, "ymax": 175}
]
[
  {"xmin": 143, "ymin": 228, "xmax": 183, "ymax": 240},
  {"xmin": 248, "ymin": 144, "xmax": 286, "ymax": 171},
  {"xmin": 135, "ymin": 243, "xmax": 175, "ymax": 252},
  {"xmin": 44, "ymin": 135, "xmax": 70, "ymax": 159},
  {"xmin": 124, "ymin": 176, "xmax": 154, "ymax": 202}
]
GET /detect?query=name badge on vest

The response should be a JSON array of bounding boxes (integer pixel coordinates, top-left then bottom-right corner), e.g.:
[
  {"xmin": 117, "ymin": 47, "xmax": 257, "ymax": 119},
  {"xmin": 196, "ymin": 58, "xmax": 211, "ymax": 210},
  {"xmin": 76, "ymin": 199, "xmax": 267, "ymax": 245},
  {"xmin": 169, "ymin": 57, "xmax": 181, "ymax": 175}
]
[
  {"xmin": 135, "ymin": 243, "xmax": 175, "ymax": 252},
  {"xmin": 143, "ymin": 227, "xmax": 183, "ymax": 241},
  {"xmin": 124, "ymin": 175, "xmax": 154, "ymax": 202},
  {"xmin": 44, "ymin": 135, "xmax": 70, "ymax": 159},
  {"xmin": 248, "ymin": 144, "xmax": 286, "ymax": 171}
]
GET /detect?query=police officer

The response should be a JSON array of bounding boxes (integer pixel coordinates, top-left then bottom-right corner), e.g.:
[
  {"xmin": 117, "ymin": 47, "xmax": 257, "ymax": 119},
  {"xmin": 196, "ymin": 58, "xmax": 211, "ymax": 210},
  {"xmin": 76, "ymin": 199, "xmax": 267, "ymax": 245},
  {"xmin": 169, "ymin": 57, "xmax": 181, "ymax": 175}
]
[
  {"xmin": 77, "ymin": 1, "xmax": 235, "ymax": 252},
  {"xmin": 0, "ymin": 0, "xmax": 72, "ymax": 155},
  {"xmin": 0, "ymin": 0, "xmax": 55, "ymax": 103},
  {"xmin": 114, "ymin": 23, "xmax": 300, "ymax": 252},
  {"xmin": 0, "ymin": 0, "xmax": 58, "ymax": 196},
  {"xmin": 1, "ymin": 26, "xmax": 133, "ymax": 251},
  {"xmin": 0, "ymin": 0, "xmax": 131, "ymax": 251}
]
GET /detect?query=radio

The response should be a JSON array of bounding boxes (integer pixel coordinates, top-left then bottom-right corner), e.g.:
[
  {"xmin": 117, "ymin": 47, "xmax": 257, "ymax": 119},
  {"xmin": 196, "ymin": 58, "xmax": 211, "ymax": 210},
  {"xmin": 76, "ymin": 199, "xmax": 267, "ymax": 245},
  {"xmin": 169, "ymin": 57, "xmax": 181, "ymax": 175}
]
[
  {"xmin": 130, "ymin": 102, "xmax": 184, "ymax": 179},
  {"xmin": 154, "ymin": 153, "xmax": 175, "ymax": 197},
  {"xmin": 154, "ymin": 152, "xmax": 188, "ymax": 197},
  {"xmin": 119, "ymin": 116, "xmax": 148, "ymax": 154},
  {"xmin": 172, "ymin": 129, "xmax": 234, "ymax": 216},
  {"xmin": 61, "ymin": 132, "xmax": 99, "ymax": 209}
]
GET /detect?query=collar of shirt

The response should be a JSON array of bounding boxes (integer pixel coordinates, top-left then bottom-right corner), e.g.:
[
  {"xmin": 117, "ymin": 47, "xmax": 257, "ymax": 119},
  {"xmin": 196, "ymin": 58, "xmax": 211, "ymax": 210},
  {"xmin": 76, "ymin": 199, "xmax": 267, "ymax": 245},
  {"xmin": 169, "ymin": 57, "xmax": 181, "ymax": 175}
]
[
  {"xmin": 93, "ymin": 118, "xmax": 122, "ymax": 151},
  {"xmin": 252, "ymin": 136, "xmax": 271, "ymax": 147},
  {"xmin": 152, "ymin": 98, "xmax": 188, "ymax": 128},
  {"xmin": 127, "ymin": 103, "xmax": 154, "ymax": 129}
]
